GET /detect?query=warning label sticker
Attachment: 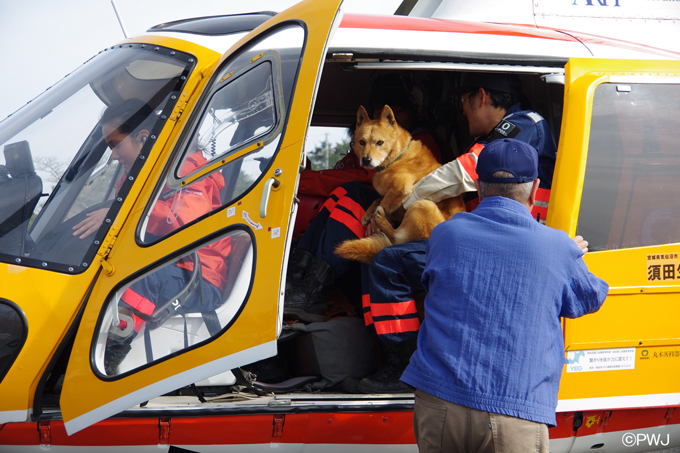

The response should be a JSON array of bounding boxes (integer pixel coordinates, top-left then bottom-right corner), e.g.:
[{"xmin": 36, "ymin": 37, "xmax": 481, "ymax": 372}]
[{"xmin": 566, "ymin": 348, "xmax": 635, "ymax": 373}]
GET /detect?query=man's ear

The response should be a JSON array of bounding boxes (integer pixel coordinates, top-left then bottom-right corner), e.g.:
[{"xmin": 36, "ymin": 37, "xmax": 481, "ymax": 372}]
[
  {"xmin": 477, "ymin": 87, "xmax": 488, "ymax": 107},
  {"xmin": 527, "ymin": 178, "xmax": 540, "ymax": 209},
  {"xmin": 474, "ymin": 179, "xmax": 482, "ymax": 199},
  {"xmin": 357, "ymin": 105, "xmax": 369, "ymax": 127}
]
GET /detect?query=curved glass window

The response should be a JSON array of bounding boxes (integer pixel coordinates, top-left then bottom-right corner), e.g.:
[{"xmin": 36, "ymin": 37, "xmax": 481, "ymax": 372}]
[
  {"xmin": 139, "ymin": 25, "xmax": 304, "ymax": 244},
  {"xmin": 0, "ymin": 45, "xmax": 193, "ymax": 272},
  {"xmin": 0, "ymin": 300, "xmax": 27, "ymax": 384},
  {"xmin": 95, "ymin": 229, "xmax": 253, "ymax": 377},
  {"xmin": 577, "ymin": 83, "xmax": 680, "ymax": 251},
  {"xmin": 182, "ymin": 59, "xmax": 278, "ymax": 177}
]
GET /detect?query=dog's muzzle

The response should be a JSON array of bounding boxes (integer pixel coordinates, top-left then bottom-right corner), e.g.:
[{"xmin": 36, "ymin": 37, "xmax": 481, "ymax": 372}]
[{"xmin": 361, "ymin": 156, "xmax": 373, "ymax": 167}]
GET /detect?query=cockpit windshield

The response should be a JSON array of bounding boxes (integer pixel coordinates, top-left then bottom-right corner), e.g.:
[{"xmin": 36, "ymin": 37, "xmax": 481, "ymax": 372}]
[{"xmin": 0, "ymin": 45, "xmax": 193, "ymax": 273}]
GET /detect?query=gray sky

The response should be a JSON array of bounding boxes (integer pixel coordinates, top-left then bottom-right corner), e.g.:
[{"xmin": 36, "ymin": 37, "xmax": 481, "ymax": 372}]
[{"xmin": 0, "ymin": 0, "xmax": 402, "ymax": 121}]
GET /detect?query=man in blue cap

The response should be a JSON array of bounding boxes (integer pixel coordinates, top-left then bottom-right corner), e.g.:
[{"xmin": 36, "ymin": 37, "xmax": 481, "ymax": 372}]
[
  {"xmin": 354, "ymin": 73, "xmax": 557, "ymax": 394},
  {"xmin": 400, "ymin": 138, "xmax": 609, "ymax": 452}
]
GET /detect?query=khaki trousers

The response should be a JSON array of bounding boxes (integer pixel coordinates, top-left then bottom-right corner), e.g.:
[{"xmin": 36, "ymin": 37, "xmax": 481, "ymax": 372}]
[{"xmin": 413, "ymin": 389, "xmax": 549, "ymax": 453}]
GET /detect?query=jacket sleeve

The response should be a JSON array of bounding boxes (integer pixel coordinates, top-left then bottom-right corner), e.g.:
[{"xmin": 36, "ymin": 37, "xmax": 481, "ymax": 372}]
[
  {"xmin": 145, "ymin": 187, "xmax": 214, "ymax": 237},
  {"xmin": 402, "ymin": 150, "xmax": 479, "ymax": 210},
  {"xmin": 560, "ymin": 247, "xmax": 609, "ymax": 318},
  {"xmin": 145, "ymin": 155, "xmax": 219, "ymax": 238}
]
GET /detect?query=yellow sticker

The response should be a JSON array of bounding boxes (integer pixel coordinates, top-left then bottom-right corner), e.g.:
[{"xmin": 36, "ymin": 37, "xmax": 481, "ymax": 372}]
[
  {"xmin": 586, "ymin": 415, "xmax": 601, "ymax": 428},
  {"xmin": 646, "ymin": 253, "xmax": 680, "ymax": 282}
]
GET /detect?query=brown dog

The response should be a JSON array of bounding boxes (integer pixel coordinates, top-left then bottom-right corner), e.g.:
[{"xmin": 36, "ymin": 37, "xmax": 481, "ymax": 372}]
[{"xmin": 334, "ymin": 105, "xmax": 465, "ymax": 263}]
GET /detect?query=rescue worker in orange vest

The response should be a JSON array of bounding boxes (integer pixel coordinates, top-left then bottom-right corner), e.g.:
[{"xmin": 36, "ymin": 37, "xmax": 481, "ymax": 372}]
[
  {"xmin": 350, "ymin": 73, "xmax": 558, "ymax": 393},
  {"xmin": 284, "ymin": 74, "xmax": 444, "ymax": 323},
  {"xmin": 77, "ymin": 99, "xmax": 230, "ymax": 375}
]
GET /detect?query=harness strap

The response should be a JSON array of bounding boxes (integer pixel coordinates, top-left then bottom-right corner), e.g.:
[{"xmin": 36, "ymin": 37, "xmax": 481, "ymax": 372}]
[
  {"xmin": 190, "ymin": 383, "xmax": 208, "ymax": 403},
  {"xmin": 144, "ymin": 325, "xmax": 153, "ymax": 364},
  {"xmin": 142, "ymin": 308, "xmax": 189, "ymax": 364},
  {"xmin": 202, "ymin": 310, "xmax": 221, "ymax": 337},
  {"xmin": 231, "ymin": 367, "xmax": 267, "ymax": 396}
]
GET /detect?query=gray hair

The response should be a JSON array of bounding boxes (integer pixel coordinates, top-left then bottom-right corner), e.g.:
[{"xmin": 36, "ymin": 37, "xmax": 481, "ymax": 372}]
[{"xmin": 478, "ymin": 171, "xmax": 533, "ymax": 203}]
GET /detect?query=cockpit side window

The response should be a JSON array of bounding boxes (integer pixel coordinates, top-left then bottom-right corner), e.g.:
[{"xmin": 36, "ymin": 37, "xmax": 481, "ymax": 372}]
[
  {"xmin": 182, "ymin": 59, "xmax": 278, "ymax": 176},
  {"xmin": 577, "ymin": 82, "xmax": 680, "ymax": 252},
  {"xmin": 138, "ymin": 25, "xmax": 305, "ymax": 245},
  {"xmin": 95, "ymin": 229, "xmax": 253, "ymax": 378}
]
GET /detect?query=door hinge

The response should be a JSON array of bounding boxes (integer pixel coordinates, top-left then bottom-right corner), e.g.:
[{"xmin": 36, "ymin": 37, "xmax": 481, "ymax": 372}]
[
  {"xmin": 38, "ymin": 421, "xmax": 50, "ymax": 446},
  {"xmin": 272, "ymin": 414, "xmax": 285, "ymax": 443},
  {"xmin": 169, "ymin": 66, "xmax": 205, "ymax": 123},
  {"xmin": 169, "ymin": 96, "xmax": 189, "ymax": 122},
  {"xmin": 97, "ymin": 225, "xmax": 119, "ymax": 276},
  {"xmin": 159, "ymin": 418, "xmax": 171, "ymax": 445}
]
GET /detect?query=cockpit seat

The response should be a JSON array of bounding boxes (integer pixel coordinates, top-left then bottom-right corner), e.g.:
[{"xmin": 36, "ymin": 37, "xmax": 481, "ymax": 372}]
[
  {"xmin": 119, "ymin": 234, "xmax": 254, "ymax": 382},
  {"xmin": 0, "ymin": 142, "xmax": 43, "ymax": 256}
]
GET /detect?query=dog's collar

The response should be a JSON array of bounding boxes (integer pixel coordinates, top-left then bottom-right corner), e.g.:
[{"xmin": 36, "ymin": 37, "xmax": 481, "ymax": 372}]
[{"xmin": 375, "ymin": 139, "xmax": 411, "ymax": 172}]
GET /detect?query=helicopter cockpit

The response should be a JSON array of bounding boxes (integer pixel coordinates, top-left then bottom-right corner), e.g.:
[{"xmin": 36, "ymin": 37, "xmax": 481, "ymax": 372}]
[{"xmin": 0, "ymin": 45, "xmax": 193, "ymax": 273}]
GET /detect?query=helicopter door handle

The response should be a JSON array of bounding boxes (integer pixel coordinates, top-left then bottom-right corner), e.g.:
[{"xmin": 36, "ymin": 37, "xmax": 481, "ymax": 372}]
[{"xmin": 260, "ymin": 177, "xmax": 280, "ymax": 218}]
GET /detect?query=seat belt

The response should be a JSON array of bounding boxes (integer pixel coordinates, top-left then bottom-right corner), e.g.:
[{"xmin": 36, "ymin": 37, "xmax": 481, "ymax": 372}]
[
  {"xmin": 231, "ymin": 367, "xmax": 267, "ymax": 396},
  {"xmin": 202, "ymin": 310, "xmax": 221, "ymax": 337}
]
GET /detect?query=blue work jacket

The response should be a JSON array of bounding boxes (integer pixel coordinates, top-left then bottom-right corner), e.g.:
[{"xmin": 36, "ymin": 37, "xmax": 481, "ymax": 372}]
[{"xmin": 401, "ymin": 196, "xmax": 608, "ymax": 426}]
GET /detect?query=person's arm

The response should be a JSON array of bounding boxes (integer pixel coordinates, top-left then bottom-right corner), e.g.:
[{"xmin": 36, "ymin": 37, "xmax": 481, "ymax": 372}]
[
  {"xmin": 402, "ymin": 155, "xmax": 477, "ymax": 210},
  {"xmin": 145, "ymin": 187, "xmax": 214, "ymax": 237},
  {"xmin": 146, "ymin": 154, "xmax": 220, "ymax": 237},
  {"xmin": 560, "ymin": 238, "xmax": 608, "ymax": 318},
  {"xmin": 73, "ymin": 175, "xmax": 127, "ymax": 238}
]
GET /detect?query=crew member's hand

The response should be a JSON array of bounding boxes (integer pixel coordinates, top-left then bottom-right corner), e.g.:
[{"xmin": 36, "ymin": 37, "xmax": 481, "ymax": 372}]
[
  {"xmin": 572, "ymin": 235, "xmax": 589, "ymax": 255},
  {"xmin": 364, "ymin": 217, "xmax": 376, "ymax": 237},
  {"xmin": 73, "ymin": 208, "xmax": 108, "ymax": 239}
]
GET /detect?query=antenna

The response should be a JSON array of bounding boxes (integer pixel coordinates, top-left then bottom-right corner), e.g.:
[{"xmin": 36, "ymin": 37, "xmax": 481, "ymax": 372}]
[{"xmin": 110, "ymin": 0, "xmax": 129, "ymax": 39}]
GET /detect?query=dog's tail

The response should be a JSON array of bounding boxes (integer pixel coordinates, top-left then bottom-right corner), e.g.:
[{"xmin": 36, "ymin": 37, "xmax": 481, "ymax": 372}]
[{"xmin": 334, "ymin": 234, "xmax": 393, "ymax": 264}]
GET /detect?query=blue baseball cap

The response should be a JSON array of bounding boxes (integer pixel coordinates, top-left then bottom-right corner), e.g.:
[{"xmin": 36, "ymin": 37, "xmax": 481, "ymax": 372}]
[{"xmin": 476, "ymin": 138, "xmax": 539, "ymax": 183}]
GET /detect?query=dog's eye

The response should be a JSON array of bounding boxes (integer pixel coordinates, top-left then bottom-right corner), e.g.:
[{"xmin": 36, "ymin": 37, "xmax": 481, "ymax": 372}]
[
  {"xmin": 359, "ymin": 140, "xmax": 366, "ymax": 146},
  {"xmin": 376, "ymin": 140, "xmax": 384, "ymax": 146}
]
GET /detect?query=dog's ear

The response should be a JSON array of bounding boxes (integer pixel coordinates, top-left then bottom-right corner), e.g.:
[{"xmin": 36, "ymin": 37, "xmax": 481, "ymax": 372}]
[
  {"xmin": 379, "ymin": 105, "xmax": 396, "ymax": 127},
  {"xmin": 357, "ymin": 106, "xmax": 370, "ymax": 126}
]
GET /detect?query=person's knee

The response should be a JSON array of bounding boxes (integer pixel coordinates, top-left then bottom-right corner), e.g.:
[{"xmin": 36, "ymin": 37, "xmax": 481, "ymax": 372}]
[{"xmin": 369, "ymin": 247, "xmax": 394, "ymax": 278}]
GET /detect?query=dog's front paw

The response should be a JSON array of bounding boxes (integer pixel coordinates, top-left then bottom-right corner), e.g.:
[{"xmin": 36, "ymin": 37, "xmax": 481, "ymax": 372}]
[
  {"xmin": 362, "ymin": 209, "xmax": 378, "ymax": 225},
  {"xmin": 374, "ymin": 206, "xmax": 385, "ymax": 220}
]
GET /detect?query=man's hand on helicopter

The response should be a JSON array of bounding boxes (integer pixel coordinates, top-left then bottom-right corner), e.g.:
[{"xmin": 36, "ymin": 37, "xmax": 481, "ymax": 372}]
[{"xmin": 572, "ymin": 235, "xmax": 589, "ymax": 255}]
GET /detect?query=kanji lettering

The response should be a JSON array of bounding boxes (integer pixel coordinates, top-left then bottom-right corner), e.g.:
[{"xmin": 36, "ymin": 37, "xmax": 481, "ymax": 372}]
[
  {"xmin": 648, "ymin": 265, "xmax": 661, "ymax": 281},
  {"xmin": 663, "ymin": 264, "xmax": 676, "ymax": 280}
]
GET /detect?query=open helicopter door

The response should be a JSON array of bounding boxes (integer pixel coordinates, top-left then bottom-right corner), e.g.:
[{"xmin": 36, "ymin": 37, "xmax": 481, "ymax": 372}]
[
  {"xmin": 549, "ymin": 59, "xmax": 680, "ymax": 412},
  {"xmin": 60, "ymin": 0, "xmax": 343, "ymax": 434}
]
